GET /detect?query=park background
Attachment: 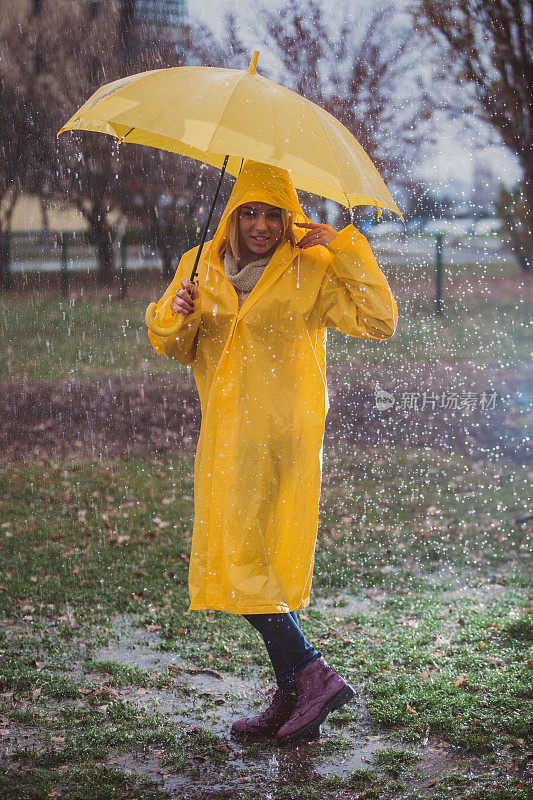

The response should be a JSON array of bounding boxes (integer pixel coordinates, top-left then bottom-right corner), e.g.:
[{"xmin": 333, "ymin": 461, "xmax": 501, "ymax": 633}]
[{"xmin": 0, "ymin": 1, "xmax": 531, "ymax": 799}]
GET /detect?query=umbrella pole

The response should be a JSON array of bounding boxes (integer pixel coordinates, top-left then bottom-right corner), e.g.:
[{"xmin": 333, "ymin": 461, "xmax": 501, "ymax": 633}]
[{"xmin": 188, "ymin": 154, "xmax": 229, "ymax": 286}]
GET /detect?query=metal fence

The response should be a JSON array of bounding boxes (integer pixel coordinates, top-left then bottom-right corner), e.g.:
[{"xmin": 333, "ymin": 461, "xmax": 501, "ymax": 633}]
[{"xmin": 1, "ymin": 229, "xmax": 515, "ymax": 313}]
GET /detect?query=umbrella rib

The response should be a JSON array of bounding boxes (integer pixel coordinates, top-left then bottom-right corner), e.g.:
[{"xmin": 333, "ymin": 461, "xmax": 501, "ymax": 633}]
[
  {"xmin": 119, "ymin": 126, "xmax": 135, "ymax": 143},
  {"xmin": 204, "ymin": 73, "xmax": 249, "ymax": 156},
  {"xmin": 305, "ymin": 102, "xmax": 352, "ymax": 202},
  {"xmin": 266, "ymin": 83, "xmax": 281, "ymax": 163}
]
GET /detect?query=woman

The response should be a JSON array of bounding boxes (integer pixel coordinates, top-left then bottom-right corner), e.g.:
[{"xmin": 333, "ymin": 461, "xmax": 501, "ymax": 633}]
[{"xmin": 148, "ymin": 159, "xmax": 398, "ymax": 745}]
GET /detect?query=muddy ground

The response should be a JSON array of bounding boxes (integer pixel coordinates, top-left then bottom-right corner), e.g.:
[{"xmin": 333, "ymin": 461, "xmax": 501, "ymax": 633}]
[
  {"xmin": 1, "ymin": 598, "xmax": 527, "ymax": 800},
  {"xmin": 2, "ymin": 360, "xmax": 531, "ymax": 466}
]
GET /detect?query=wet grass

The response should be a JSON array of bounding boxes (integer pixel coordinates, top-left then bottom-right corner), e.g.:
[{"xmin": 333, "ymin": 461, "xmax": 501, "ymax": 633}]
[
  {"xmin": 0, "ymin": 445, "xmax": 531, "ymax": 798},
  {"xmin": 371, "ymin": 747, "xmax": 423, "ymax": 776}
]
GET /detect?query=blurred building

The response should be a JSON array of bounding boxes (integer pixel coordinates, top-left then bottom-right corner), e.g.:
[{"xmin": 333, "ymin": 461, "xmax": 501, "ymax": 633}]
[
  {"xmin": 135, "ymin": 0, "xmax": 186, "ymax": 26},
  {"xmin": 0, "ymin": 1, "xmax": 190, "ymax": 59},
  {"xmin": 117, "ymin": 0, "xmax": 190, "ymax": 58}
]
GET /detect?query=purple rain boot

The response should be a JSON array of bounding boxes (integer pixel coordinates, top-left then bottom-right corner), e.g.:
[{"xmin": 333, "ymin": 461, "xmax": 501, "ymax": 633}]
[
  {"xmin": 276, "ymin": 653, "xmax": 356, "ymax": 745},
  {"xmin": 231, "ymin": 687, "xmax": 297, "ymax": 738}
]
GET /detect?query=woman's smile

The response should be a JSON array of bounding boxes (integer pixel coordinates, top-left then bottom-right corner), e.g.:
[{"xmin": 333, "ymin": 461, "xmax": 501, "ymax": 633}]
[{"xmin": 238, "ymin": 202, "xmax": 284, "ymax": 264}]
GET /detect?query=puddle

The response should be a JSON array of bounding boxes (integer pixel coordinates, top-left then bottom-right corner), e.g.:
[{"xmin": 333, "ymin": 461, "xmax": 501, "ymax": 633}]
[
  {"xmin": 104, "ymin": 727, "xmax": 482, "ymax": 799},
  {"xmin": 89, "ymin": 613, "xmax": 485, "ymax": 797},
  {"xmin": 1, "ymin": 611, "xmax": 521, "ymax": 797}
]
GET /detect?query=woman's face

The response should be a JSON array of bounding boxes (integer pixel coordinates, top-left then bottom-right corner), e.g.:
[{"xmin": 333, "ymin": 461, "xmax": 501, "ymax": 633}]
[{"xmin": 237, "ymin": 202, "xmax": 284, "ymax": 262}]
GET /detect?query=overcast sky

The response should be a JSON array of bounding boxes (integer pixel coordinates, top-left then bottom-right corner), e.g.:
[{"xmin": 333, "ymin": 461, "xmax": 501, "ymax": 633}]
[{"xmin": 185, "ymin": 0, "xmax": 522, "ymax": 196}]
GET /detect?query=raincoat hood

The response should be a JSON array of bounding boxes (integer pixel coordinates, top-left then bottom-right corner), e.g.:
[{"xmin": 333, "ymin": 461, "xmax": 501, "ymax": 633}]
[{"xmin": 209, "ymin": 159, "xmax": 312, "ymax": 261}]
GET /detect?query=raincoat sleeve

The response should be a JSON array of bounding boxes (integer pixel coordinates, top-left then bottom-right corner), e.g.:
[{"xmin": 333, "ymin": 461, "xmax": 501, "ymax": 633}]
[
  {"xmin": 147, "ymin": 253, "xmax": 201, "ymax": 366},
  {"xmin": 309, "ymin": 224, "xmax": 398, "ymax": 340}
]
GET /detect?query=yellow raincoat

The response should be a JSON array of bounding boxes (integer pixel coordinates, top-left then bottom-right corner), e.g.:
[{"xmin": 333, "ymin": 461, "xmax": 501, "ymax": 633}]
[{"xmin": 148, "ymin": 160, "xmax": 398, "ymax": 614}]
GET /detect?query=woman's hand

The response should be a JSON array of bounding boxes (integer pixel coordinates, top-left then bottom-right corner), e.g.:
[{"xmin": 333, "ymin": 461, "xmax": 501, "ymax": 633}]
[
  {"xmin": 295, "ymin": 221, "xmax": 338, "ymax": 249},
  {"xmin": 171, "ymin": 279, "xmax": 199, "ymax": 316}
]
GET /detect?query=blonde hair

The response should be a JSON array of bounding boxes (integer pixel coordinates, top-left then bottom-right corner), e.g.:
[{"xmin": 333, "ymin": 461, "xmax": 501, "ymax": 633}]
[{"xmin": 219, "ymin": 205, "xmax": 296, "ymax": 262}]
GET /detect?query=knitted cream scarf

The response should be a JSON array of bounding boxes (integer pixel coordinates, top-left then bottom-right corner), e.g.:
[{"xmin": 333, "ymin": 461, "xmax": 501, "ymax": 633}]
[{"xmin": 223, "ymin": 248, "xmax": 272, "ymax": 308}]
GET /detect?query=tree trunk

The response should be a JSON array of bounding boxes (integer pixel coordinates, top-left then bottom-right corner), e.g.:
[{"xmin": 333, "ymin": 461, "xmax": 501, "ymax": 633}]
[
  {"xmin": 151, "ymin": 213, "xmax": 175, "ymax": 280},
  {"xmin": 521, "ymin": 162, "xmax": 533, "ymax": 273},
  {"xmin": 161, "ymin": 249, "xmax": 174, "ymax": 280},
  {"xmin": 496, "ymin": 170, "xmax": 533, "ymax": 274},
  {"xmin": 94, "ymin": 224, "xmax": 116, "ymax": 286},
  {"xmin": 0, "ymin": 228, "xmax": 9, "ymax": 292},
  {"xmin": 0, "ymin": 196, "xmax": 16, "ymax": 292}
]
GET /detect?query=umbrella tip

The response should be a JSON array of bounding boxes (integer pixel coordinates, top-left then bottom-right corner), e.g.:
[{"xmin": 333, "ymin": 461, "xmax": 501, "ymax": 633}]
[{"xmin": 247, "ymin": 50, "xmax": 260, "ymax": 75}]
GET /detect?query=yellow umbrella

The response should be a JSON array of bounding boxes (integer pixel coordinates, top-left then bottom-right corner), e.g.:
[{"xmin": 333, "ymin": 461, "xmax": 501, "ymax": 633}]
[{"xmin": 58, "ymin": 51, "xmax": 403, "ymax": 335}]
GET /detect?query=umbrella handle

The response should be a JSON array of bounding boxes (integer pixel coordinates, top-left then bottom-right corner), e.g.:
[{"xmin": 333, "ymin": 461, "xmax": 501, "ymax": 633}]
[
  {"xmin": 145, "ymin": 302, "xmax": 187, "ymax": 336},
  {"xmin": 145, "ymin": 279, "xmax": 200, "ymax": 337}
]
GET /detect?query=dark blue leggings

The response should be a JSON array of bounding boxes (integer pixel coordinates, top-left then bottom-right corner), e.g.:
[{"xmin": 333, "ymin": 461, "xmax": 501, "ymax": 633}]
[{"xmin": 243, "ymin": 610, "xmax": 320, "ymax": 692}]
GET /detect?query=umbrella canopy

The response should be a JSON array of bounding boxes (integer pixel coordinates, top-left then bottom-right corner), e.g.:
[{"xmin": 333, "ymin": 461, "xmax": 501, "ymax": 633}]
[{"xmin": 58, "ymin": 51, "xmax": 403, "ymax": 219}]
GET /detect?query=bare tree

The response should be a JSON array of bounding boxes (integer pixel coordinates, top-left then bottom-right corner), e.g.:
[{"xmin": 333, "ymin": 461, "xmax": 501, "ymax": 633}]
[
  {"xmin": 57, "ymin": 134, "xmax": 122, "ymax": 284},
  {"xmin": 51, "ymin": 3, "xmax": 127, "ymax": 285},
  {"xmin": 120, "ymin": 148, "xmax": 222, "ymax": 278},
  {"xmin": 0, "ymin": 3, "xmax": 129, "ymax": 285},
  {"xmin": 495, "ymin": 179, "xmax": 531, "ymax": 265},
  {"xmin": 264, "ymin": 1, "xmax": 432, "ymax": 225},
  {"xmin": 188, "ymin": 11, "xmax": 248, "ymax": 69},
  {"xmin": 411, "ymin": 0, "xmax": 533, "ymax": 271},
  {"xmin": 0, "ymin": 82, "xmax": 25, "ymax": 264},
  {"xmin": 0, "ymin": 10, "xmax": 63, "ymax": 286}
]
